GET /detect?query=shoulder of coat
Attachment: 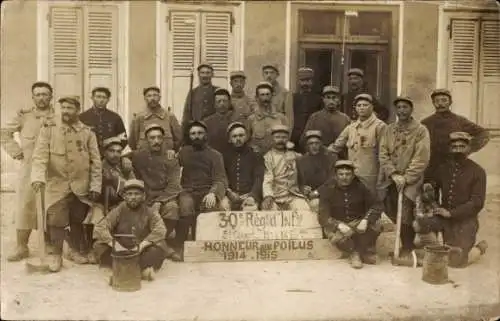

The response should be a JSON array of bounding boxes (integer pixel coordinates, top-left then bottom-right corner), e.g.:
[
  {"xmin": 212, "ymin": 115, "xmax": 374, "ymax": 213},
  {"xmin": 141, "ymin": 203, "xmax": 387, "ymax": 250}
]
[{"xmin": 18, "ymin": 107, "xmax": 34, "ymax": 115}]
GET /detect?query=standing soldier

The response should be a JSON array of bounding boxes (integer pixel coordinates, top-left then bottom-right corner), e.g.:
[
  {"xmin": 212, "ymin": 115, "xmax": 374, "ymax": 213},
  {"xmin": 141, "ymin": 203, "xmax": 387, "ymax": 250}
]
[
  {"xmin": 379, "ymin": 97, "xmax": 430, "ymax": 262},
  {"xmin": 247, "ymin": 81, "xmax": 288, "ymax": 154},
  {"xmin": 182, "ymin": 62, "xmax": 219, "ymax": 131},
  {"xmin": 79, "ymin": 87, "xmax": 127, "ymax": 155},
  {"xmin": 261, "ymin": 125, "xmax": 310, "ymax": 211},
  {"xmin": 297, "ymin": 130, "xmax": 337, "ymax": 212},
  {"xmin": 342, "ymin": 68, "xmax": 389, "ymax": 122},
  {"xmin": 262, "ymin": 63, "xmax": 294, "ymax": 128},
  {"xmin": 328, "ymin": 93, "xmax": 386, "ymax": 196},
  {"xmin": 222, "ymin": 122, "xmax": 265, "ymax": 211},
  {"xmin": 230, "ymin": 71, "xmax": 257, "ymax": 121},
  {"xmin": 31, "ymin": 96, "xmax": 102, "ymax": 271},
  {"xmin": 421, "ymin": 89, "xmax": 489, "ymax": 182},
  {"xmin": 301, "ymin": 85, "xmax": 351, "ymax": 151},
  {"xmin": 1, "ymin": 82, "xmax": 55, "ymax": 262},
  {"xmin": 130, "ymin": 124, "xmax": 182, "ymax": 261},
  {"xmin": 128, "ymin": 86, "xmax": 182, "ymax": 156},
  {"xmin": 291, "ymin": 67, "xmax": 322, "ymax": 152},
  {"xmin": 204, "ymin": 88, "xmax": 240, "ymax": 155}
]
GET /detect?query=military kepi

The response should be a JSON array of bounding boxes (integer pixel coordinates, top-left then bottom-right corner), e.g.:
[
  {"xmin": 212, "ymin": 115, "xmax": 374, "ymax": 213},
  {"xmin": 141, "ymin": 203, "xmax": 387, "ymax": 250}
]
[
  {"xmin": 230, "ymin": 70, "xmax": 246, "ymax": 79},
  {"xmin": 347, "ymin": 68, "xmax": 364, "ymax": 77},
  {"xmin": 304, "ymin": 130, "xmax": 322, "ymax": 140},
  {"xmin": 214, "ymin": 88, "xmax": 231, "ymax": 97},
  {"xmin": 354, "ymin": 93, "xmax": 373, "ymax": 104},
  {"xmin": 197, "ymin": 62, "xmax": 213, "ymax": 71},
  {"xmin": 449, "ymin": 131, "xmax": 472, "ymax": 143},
  {"xmin": 334, "ymin": 160, "xmax": 355, "ymax": 169},
  {"xmin": 322, "ymin": 85, "xmax": 340, "ymax": 96},
  {"xmin": 187, "ymin": 120, "xmax": 208, "ymax": 132},
  {"xmin": 256, "ymin": 81, "xmax": 274, "ymax": 93},
  {"xmin": 431, "ymin": 88, "xmax": 452, "ymax": 99},
  {"xmin": 262, "ymin": 63, "xmax": 279, "ymax": 73},
  {"xmin": 226, "ymin": 121, "xmax": 246, "ymax": 135},
  {"xmin": 393, "ymin": 96, "xmax": 414, "ymax": 107},
  {"xmin": 298, "ymin": 67, "xmax": 314, "ymax": 80},
  {"xmin": 58, "ymin": 96, "xmax": 81, "ymax": 109},
  {"xmin": 271, "ymin": 124, "xmax": 289, "ymax": 135},
  {"xmin": 122, "ymin": 179, "xmax": 145, "ymax": 192},
  {"xmin": 103, "ymin": 137, "xmax": 123, "ymax": 150},
  {"xmin": 144, "ymin": 123, "xmax": 165, "ymax": 136}
]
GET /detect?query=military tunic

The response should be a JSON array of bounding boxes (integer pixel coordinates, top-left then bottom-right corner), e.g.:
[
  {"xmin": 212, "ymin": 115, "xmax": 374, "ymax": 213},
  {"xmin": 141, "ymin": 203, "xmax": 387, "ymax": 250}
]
[
  {"xmin": 128, "ymin": 107, "xmax": 182, "ymax": 152},
  {"xmin": 291, "ymin": 91, "xmax": 323, "ymax": 149},
  {"xmin": 297, "ymin": 149, "xmax": 337, "ymax": 191},
  {"xmin": 301, "ymin": 109, "xmax": 351, "ymax": 150},
  {"xmin": 204, "ymin": 111, "xmax": 241, "ymax": 155},
  {"xmin": 79, "ymin": 107, "xmax": 127, "ymax": 155},
  {"xmin": 342, "ymin": 90, "xmax": 389, "ymax": 122},
  {"xmin": 247, "ymin": 110, "xmax": 288, "ymax": 155},
  {"xmin": 101, "ymin": 158, "xmax": 136, "ymax": 209},
  {"xmin": 182, "ymin": 84, "xmax": 219, "ymax": 130},
  {"xmin": 271, "ymin": 83, "xmax": 294, "ymax": 129},
  {"xmin": 0, "ymin": 106, "xmax": 55, "ymax": 229},
  {"xmin": 231, "ymin": 92, "xmax": 257, "ymax": 121}
]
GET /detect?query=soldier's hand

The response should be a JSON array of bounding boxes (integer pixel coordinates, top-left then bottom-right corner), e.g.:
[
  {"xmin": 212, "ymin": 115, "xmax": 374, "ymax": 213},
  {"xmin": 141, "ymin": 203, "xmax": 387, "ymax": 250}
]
[
  {"xmin": 227, "ymin": 190, "xmax": 240, "ymax": 202},
  {"xmin": 203, "ymin": 192, "xmax": 217, "ymax": 209},
  {"xmin": 113, "ymin": 241, "xmax": 127, "ymax": 252},
  {"xmin": 261, "ymin": 197, "xmax": 274, "ymax": 210},
  {"xmin": 14, "ymin": 153, "xmax": 24, "ymax": 160},
  {"xmin": 356, "ymin": 219, "xmax": 368, "ymax": 233},
  {"xmin": 303, "ymin": 185, "xmax": 313, "ymax": 197},
  {"xmin": 166, "ymin": 149, "xmax": 176, "ymax": 160},
  {"xmin": 434, "ymin": 207, "xmax": 451, "ymax": 218},
  {"xmin": 88, "ymin": 191, "xmax": 101, "ymax": 202},
  {"xmin": 121, "ymin": 157, "xmax": 133, "ymax": 173},
  {"xmin": 31, "ymin": 181, "xmax": 45, "ymax": 192},
  {"xmin": 337, "ymin": 222, "xmax": 353, "ymax": 236},
  {"xmin": 138, "ymin": 240, "xmax": 152, "ymax": 253},
  {"xmin": 391, "ymin": 174, "xmax": 406, "ymax": 192},
  {"xmin": 151, "ymin": 202, "xmax": 161, "ymax": 215}
]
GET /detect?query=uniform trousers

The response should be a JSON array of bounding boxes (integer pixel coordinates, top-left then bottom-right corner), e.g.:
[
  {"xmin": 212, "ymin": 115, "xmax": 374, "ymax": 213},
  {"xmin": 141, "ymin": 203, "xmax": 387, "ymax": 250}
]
[
  {"xmin": 177, "ymin": 191, "xmax": 222, "ymax": 242},
  {"xmin": 384, "ymin": 184, "xmax": 416, "ymax": 252},
  {"xmin": 221, "ymin": 197, "xmax": 259, "ymax": 211},
  {"xmin": 94, "ymin": 243, "xmax": 166, "ymax": 271}
]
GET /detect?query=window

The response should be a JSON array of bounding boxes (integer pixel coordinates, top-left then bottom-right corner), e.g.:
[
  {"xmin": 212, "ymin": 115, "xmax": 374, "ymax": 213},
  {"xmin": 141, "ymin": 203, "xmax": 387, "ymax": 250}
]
[
  {"xmin": 300, "ymin": 10, "xmax": 341, "ymax": 37},
  {"xmin": 348, "ymin": 12, "xmax": 391, "ymax": 39}
]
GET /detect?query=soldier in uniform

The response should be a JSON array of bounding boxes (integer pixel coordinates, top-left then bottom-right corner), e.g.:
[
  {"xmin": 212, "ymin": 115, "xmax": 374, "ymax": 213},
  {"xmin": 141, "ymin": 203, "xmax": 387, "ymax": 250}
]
[
  {"xmin": 297, "ymin": 130, "xmax": 337, "ymax": 212},
  {"xmin": 31, "ymin": 96, "xmax": 102, "ymax": 271},
  {"xmin": 128, "ymin": 86, "xmax": 182, "ymax": 156},
  {"xmin": 378, "ymin": 97, "xmax": 430, "ymax": 261},
  {"xmin": 328, "ymin": 93, "xmax": 387, "ymax": 196},
  {"xmin": 301, "ymin": 85, "xmax": 351, "ymax": 151},
  {"xmin": 291, "ymin": 67, "xmax": 322, "ymax": 152},
  {"xmin": 79, "ymin": 87, "xmax": 127, "ymax": 156},
  {"xmin": 1, "ymin": 81, "xmax": 56, "ymax": 262},
  {"xmin": 230, "ymin": 70, "xmax": 257, "ymax": 121},
  {"xmin": 204, "ymin": 88, "xmax": 241, "ymax": 155},
  {"xmin": 247, "ymin": 81, "xmax": 288, "ymax": 154},
  {"xmin": 342, "ymin": 68, "xmax": 389, "ymax": 122},
  {"xmin": 182, "ymin": 62, "xmax": 219, "ymax": 132},
  {"xmin": 130, "ymin": 124, "xmax": 182, "ymax": 261},
  {"xmin": 93, "ymin": 179, "xmax": 169, "ymax": 281},
  {"xmin": 222, "ymin": 122, "xmax": 264, "ymax": 211},
  {"xmin": 177, "ymin": 121, "xmax": 227, "ymax": 244},
  {"xmin": 261, "ymin": 125, "xmax": 310, "ymax": 211},
  {"xmin": 262, "ymin": 63, "xmax": 294, "ymax": 128},
  {"xmin": 318, "ymin": 160, "xmax": 383, "ymax": 269},
  {"xmin": 429, "ymin": 132, "xmax": 488, "ymax": 268},
  {"xmin": 421, "ymin": 89, "xmax": 490, "ymax": 183}
]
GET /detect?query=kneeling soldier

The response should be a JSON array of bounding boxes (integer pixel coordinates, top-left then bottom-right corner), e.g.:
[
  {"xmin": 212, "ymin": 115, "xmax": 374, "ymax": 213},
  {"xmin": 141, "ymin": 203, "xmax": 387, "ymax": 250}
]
[
  {"xmin": 93, "ymin": 179, "xmax": 168, "ymax": 281},
  {"xmin": 318, "ymin": 160, "xmax": 382, "ymax": 269}
]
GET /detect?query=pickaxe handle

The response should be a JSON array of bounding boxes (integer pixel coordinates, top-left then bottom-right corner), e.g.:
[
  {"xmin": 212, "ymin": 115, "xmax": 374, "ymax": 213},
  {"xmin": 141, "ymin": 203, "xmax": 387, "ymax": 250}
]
[
  {"xmin": 36, "ymin": 188, "xmax": 46, "ymax": 259},
  {"xmin": 393, "ymin": 190, "xmax": 404, "ymax": 258}
]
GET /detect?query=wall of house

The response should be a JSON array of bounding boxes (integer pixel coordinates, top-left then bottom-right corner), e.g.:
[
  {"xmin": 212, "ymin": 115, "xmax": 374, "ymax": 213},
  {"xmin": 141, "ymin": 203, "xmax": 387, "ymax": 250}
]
[
  {"xmin": 243, "ymin": 1, "xmax": 287, "ymax": 93},
  {"xmin": 127, "ymin": 1, "xmax": 157, "ymax": 119}
]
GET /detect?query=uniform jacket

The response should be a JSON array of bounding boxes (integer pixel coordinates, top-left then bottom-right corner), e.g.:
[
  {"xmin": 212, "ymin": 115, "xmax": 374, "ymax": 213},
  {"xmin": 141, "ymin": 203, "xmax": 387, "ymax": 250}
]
[
  {"xmin": 223, "ymin": 144, "xmax": 265, "ymax": 202},
  {"xmin": 178, "ymin": 144, "xmax": 227, "ymax": 199},
  {"xmin": 318, "ymin": 177, "xmax": 382, "ymax": 235},
  {"xmin": 204, "ymin": 111, "xmax": 241, "ymax": 155},
  {"xmin": 79, "ymin": 107, "xmax": 127, "ymax": 155},
  {"xmin": 128, "ymin": 107, "xmax": 182, "ymax": 152},
  {"xmin": 93, "ymin": 202, "xmax": 168, "ymax": 252},
  {"xmin": 379, "ymin": 118, "xmax": 430, "ymax": 201},
  {"xmin": 291, "ymin": 91, "xmax": 323, "ymax": 147},
  {"xmin": 247, "ymin": 109, "xmax": 288, "ymax": 155},
  {"xmin": 297, "ymin": 149, "xmax": 337, "ymax": 191},
  {"xmin": 231, "ymin": 92, "xmax": 258, "ymax": 121},
  {"xmin": 31, "ymin": 119, "xmax": 102, "ymax": 210},
  {"xmin": 131, "ymin": 148, "xmax": 181, "ymax": 204},
  {"xmin": 182, "ymin": 84, "xmax": 219, "ymax": 130},
  {"xmin": 421, "ymin": 110, "xmax": 490, "ymax": 180},
  {"xmin": 101, "ymin": 158, "xmax": 135, "ymax": 209},
  {"xmin": 0, "ymin": 106, "xmax": 55, "ymax": 229},
  {"xmin": 263, "ymin": 149, "xmax": 303, "ymax": 203},
  {"xmin": 271, "ymin": 83, "xmax": 294, "ymax": 129},
  {"xmin": 329, "ymin": 113, "xmax": 386, "ymax": 195},
  {"xmin": 342, "ymin": 89, "xmax": 389, "ymax": 122},
  {"xmin": 301, "ymin": 109, "xmax": 351, "ymax": 149}
]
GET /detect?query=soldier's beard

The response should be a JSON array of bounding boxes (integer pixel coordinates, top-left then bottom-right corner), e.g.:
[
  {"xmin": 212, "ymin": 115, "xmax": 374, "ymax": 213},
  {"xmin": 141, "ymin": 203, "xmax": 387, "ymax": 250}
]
[{"xmin": 191, "ymin": 138, "xmax": 206, "ymax": 149}]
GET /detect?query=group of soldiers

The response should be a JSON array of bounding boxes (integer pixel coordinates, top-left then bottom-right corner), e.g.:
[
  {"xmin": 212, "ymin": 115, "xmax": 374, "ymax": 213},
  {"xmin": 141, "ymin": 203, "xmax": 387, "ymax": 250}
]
[{"xmin": 0, "ymin": 62, "xmax": 491, "ymax": 279}]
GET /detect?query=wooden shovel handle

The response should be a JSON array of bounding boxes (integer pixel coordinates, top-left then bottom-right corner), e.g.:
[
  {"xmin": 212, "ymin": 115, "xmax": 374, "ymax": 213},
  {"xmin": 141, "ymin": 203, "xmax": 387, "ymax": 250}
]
[
  {"xmin": 393, "ymin": 190, "xmax": 403, "ymax": 258},
  {"xmin": 35, "ymin": 188, "xmax": 46, "ymax": 259}
]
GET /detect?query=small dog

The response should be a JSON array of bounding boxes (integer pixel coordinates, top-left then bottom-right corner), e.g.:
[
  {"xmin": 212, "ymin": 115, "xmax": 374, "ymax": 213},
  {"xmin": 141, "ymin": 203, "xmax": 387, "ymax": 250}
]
[{"xmin": 413, "ymin": 183, "xmax": 440, "ymax": 247}]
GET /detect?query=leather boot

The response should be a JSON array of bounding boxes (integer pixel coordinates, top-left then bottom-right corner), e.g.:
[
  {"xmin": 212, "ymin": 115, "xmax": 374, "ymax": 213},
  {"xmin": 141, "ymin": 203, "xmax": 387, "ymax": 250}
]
[
  {"xmin": 7, "ymin": 229, "xmax": 31, "ymax": 262},
  {"xmin": 47, "ymin": 254, "xmax": 63, "ymax": 272},
  {"xmin": 350, "ymin": 252, "xmax": 363, "ymax": 269}
]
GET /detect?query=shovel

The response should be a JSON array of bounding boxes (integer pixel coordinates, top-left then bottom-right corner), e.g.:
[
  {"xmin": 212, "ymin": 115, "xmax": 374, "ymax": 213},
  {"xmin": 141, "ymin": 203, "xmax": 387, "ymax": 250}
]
[{"xmin": 26, "ymin": 189, "xmax": 50, "ymax": 273}]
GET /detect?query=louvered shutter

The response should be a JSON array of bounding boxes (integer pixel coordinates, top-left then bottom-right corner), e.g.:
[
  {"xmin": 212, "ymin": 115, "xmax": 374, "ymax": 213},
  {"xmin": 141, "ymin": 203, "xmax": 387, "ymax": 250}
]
[
  {"xmin": 478, "ymin": 20, "xmax": 500, "ymax": 129},
  {"xmin": 49, "ymin": 6, "xmax": 84, "ymax": 108},
  {"xmin": 84, "ymin": 6, "xmax": 119, "ymax": 112},
  {"xmin": 168, "ymin": 11, "xmax": 200, "ymax": 119},
  {"xmin": 448, "ymin": 19, "xmax": 480, "ymax": 120},
  {"xmin": 201, "ymin": 12, "xmax": 233, "ymax": 89}
]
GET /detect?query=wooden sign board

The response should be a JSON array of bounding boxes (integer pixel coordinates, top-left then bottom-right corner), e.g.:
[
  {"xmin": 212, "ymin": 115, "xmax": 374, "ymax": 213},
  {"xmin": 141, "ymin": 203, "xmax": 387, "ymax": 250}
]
[
  {"xmin": 195, "ymin": 210, "xmax": 324, "ymax": 241},
  {"xmin": 183, "ymin": 238, "xmax": 341, "ymax": 263}
]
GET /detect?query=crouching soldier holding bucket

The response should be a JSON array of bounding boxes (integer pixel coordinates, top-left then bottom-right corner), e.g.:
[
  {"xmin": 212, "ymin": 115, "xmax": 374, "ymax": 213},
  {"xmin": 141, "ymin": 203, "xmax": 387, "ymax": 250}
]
[
  {"xmin": 318, "ymin": 160, "xmax": 383, "ymax": 269},
  {"xmin": 93, "ymin": 179, "xmax": 168, "ymax": 281}
]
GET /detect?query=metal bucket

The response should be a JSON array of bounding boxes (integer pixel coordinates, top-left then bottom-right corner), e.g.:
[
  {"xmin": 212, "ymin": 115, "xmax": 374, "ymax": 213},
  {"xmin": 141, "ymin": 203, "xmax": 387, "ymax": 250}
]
[
  {"xmin": 422, "ymin": 245, "xmax": 450, "ymax": 285},
  {"xmin": 110, "ymin": 235, "xmax": 141, "ymax": 292}
]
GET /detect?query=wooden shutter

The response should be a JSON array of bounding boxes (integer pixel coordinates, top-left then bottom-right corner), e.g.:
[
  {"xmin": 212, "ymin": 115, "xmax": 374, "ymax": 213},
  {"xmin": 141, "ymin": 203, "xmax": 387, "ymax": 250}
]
[
  {"xmin": 448, "ymin": 18, "xmax": 480, "ymax": 120},
  {"xmin": 84, "ymin": 5, "xmax": 119, "ymax": 112},
  {"xmin": 478, "ymin": 20, "xmax": 500, "ymax": 129},
  {"xmin": 49, "ymin": 6, "xmax": 83, "ymax": 107},
  {"xmin": 168, "ymin": 11, "xmax": 200, "ymax": 119},
  {"xmin": 200, "ymin": 12, "xmax": 233, "ymax": 89}
]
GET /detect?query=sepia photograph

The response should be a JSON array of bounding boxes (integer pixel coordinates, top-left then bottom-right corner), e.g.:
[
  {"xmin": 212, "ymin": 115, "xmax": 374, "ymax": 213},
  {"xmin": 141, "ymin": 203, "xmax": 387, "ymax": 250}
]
[{"xmin": 0, "ymin": 0, "xmax": 499, "ymax": 320}]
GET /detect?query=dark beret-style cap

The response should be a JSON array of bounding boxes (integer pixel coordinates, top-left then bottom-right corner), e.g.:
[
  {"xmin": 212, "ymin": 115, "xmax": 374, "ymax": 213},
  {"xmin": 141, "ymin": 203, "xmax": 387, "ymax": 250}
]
[{"xmin": 143, "ymin": 86, "xmax": 160, "ymax": 96}]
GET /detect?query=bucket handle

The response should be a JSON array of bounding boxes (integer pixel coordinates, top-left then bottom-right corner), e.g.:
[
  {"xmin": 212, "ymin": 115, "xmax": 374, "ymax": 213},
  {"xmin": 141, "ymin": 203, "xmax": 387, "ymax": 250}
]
[{"xmin": 112, "ymin": 233, "xmax": 139, "ymax": 254}]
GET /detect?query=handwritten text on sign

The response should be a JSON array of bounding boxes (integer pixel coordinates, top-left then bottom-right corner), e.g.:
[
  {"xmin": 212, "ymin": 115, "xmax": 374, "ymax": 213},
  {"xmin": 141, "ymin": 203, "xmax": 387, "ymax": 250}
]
[{"xmin": 195, "ymin": 211, "xmax": 323, "ymax": 241}]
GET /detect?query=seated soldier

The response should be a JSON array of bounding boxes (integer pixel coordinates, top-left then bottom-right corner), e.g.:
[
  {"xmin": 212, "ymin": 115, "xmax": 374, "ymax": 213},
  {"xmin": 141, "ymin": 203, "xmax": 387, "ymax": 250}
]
[
  {"xmin": 297, "ymin": 130, "xmax": 337, "ymax": 212},
  {"xmin": 222, "ymin": 122, "xmax": 264, "ymax": 211},
  {"xmin": 93, "ymin": 179, "xmax": 168, "ymax": 281},
  {"xmin": 130, "ymin": 123, "xmax": 182, "ymax": 261},
  {"xmin": 318, "ymin": 160, "xmax": 382, "ymax": 269},
  {"xmin": 429, "ymin": 131, "xmax": 488, "ymax": 268},
  {"xmin": 261, "ymin": 125, "xmax": 310, "ymax": 211}
]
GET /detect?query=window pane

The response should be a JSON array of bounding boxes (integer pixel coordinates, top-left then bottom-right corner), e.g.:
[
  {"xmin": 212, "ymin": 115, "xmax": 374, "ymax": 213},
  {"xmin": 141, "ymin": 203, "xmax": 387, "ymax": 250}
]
[
  {"xmin": 349, "ymin": 12, "xmax": 391, "ymax": 38},
  {"xmin": 300, "ymin": 10, "xmax": 341, "ymax": 36}
]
